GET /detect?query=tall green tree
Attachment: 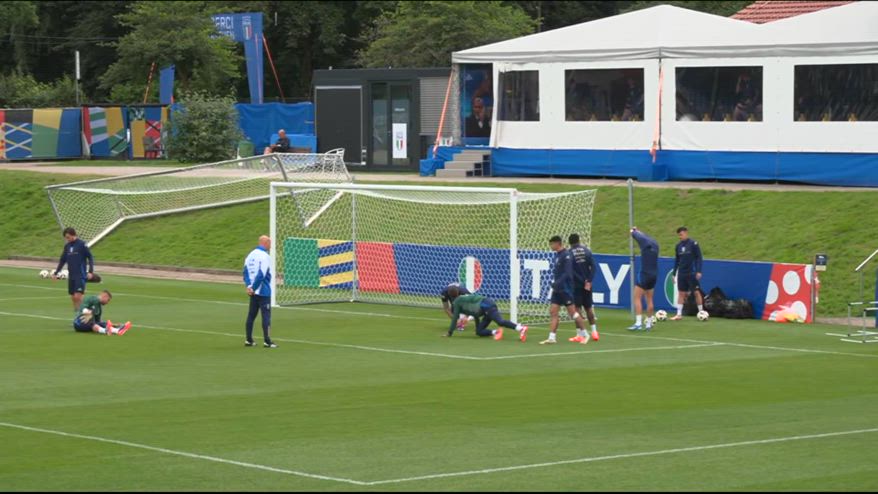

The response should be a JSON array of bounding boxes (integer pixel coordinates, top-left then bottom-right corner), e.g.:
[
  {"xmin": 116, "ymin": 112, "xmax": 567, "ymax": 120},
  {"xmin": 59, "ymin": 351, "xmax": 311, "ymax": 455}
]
[
  {"xmin": 359, "ymin": 1, "xmax": 535, "ymax": 68},
  {"xmin": 100, "ymin": 1, "xmax": 241, "ymax": 104},
  {"xmin": 0, "ymin": 1, "xmax": 39, "ymax": 72},
  {"xmin": 508, "ymin": 1, "xmax": 628, "ymax": 32}
]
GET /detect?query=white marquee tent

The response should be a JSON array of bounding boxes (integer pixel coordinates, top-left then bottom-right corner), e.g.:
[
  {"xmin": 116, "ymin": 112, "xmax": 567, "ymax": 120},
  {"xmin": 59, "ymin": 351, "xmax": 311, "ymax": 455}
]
[{"xmin": 446, "ymin": 3, "xmax": 878, "ymax": 184}]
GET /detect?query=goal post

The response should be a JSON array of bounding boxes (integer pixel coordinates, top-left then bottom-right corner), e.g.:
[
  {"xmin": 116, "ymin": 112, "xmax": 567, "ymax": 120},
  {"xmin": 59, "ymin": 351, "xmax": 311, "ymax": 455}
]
[
  {"xmin": 45, "ymin": 151, "xmax": 351, "ymax": 247},
  {"xmin": 270, "ymin": 182, "xmax": 596, "ymax": 326}
]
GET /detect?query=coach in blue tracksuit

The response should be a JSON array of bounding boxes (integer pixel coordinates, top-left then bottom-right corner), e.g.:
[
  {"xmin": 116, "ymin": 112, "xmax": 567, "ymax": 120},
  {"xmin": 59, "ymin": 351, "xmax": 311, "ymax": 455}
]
[
  {"xmin": 671, "ymin": 226, "xmax": 704, "ymax": 320},
  {"xmin": 54, "ymin": 227, "xmax": 95, "ymax": 314},
  {"xmin": 243, "ymin": 235, "xmax": 277, "ymax": 348}
]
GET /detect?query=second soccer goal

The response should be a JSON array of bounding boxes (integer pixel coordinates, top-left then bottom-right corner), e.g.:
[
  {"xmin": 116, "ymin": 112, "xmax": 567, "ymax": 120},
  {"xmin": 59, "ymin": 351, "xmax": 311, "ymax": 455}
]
[{"xmin": 270, "ymin": 182, "xmax": 596, "ymax": 325}]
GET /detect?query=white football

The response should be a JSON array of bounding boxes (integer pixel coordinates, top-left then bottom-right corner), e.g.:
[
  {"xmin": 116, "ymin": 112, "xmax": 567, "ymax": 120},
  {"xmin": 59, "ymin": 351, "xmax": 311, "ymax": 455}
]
[
  {"xmin": 697, "ymin": 310, "xmax": 710, "ymax": 321},
  {"xmin": 648, "ymin": 315, "xmax": 657, "ymax": 326},
  {"xmin": 655, "ymin": 310, "xmax": 668, "ymax": 322},
  {"xmin": 58, "ymin": 270, "xmax": 67, "ymax": 279},
  {"xmin": 39, "ymin": 269, "xmax": 49, "ymax": 279}
]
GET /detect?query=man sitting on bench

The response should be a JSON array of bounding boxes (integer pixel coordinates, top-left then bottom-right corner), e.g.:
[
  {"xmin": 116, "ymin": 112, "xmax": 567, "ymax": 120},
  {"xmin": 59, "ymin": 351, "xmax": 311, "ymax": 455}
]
[{"xmin": 263, "ymin": 129, "xmax": 290, "ymax": 155}]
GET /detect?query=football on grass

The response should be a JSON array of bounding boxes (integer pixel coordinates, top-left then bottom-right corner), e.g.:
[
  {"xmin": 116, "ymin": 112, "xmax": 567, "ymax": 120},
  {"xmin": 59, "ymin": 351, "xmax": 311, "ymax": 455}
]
[
  {"xmin": 655, "ymin": 310, "xmax": 668, "ymax": 321},
  {"xmin": 697, "ymin": 310, "xmax": 710, "ymax": 321}
]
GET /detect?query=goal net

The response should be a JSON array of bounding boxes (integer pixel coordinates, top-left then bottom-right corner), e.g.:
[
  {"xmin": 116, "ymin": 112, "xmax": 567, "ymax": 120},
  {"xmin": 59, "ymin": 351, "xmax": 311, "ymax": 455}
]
[
  {"xmin": 271, "ymin": 182, "xmax": 596, "ymax": 325},
  {"xmin": 45, "ymin": 151, "xmax": 351, "ymax": 246}
]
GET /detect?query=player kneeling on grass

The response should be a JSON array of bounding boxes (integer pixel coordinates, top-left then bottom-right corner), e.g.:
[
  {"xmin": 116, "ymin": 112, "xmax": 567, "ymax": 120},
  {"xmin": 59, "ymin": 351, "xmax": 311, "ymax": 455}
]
[
  {"xmin": 443, "ymin": 286, "xmax": 528, "ymax": 342},
  {"xmin": 72, "ymin": 290, "xmax": 132, "ymax": 335},
  {"xmin": 441, "ymin": 282, "xmax": 473, "ymax": 331}
]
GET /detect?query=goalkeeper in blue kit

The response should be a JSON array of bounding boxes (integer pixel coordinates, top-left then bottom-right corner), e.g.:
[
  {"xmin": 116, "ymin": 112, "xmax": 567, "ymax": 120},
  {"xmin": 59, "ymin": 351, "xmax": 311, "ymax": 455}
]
[{"xmin": 443, "ymin": 286, "xmax": 528, "ymax": 342}]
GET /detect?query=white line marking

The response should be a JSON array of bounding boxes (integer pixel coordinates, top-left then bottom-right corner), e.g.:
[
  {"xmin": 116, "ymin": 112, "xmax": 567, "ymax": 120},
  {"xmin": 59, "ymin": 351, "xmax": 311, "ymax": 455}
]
[
  {"xmin": 0, "ymin": 311, "xmax": 720, "ymax": 361},
  {"xmin": 365, "ymin": 427, "xmax": 878, "ymax": 485},
  {"xmin": 0, "ymin": 422, "xmax": 366, "ymax": 486},
  {"xmin": 0, "ymin": 296, "xmax": 60, "ymax": 302},
  {"xmin": 481, "ymin": 342, "xmax": 724, "ymax": 360},
  {"xmin": 2, "ymin": 283, "xmax": 876, "ymax": 360}
]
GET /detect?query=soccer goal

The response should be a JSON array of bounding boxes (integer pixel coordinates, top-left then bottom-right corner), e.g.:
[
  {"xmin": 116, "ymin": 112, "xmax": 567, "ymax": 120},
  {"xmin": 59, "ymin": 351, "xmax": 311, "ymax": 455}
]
[
  {"xmin": 270, "ymin": 182, "xmax": 597, "ymax": 325},
  {"xmin": 45, "ymin": 150, "xmax": 351, "ymax": 246}
]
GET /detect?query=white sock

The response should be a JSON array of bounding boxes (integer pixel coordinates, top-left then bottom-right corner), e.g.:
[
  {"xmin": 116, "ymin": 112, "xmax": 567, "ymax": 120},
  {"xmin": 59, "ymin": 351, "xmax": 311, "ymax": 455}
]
[
  {"xmin": 111, "ymin": 326, "xmax": 119, "ymax": 334},
  {"xmin": 591, "ymin": 324, "xmax": 597, "ymax": 332},
  {"xmin": 492, "ymin": 329, "xmax": 497, "ymax": 335},
  {"xmin": 636, "ymin": 315, "xmax": 643, "ymax": 325},
  {"xmin": 576, "ymin": 328, "xmax": 585, "ymax": 337},
  {"xmin": 698, "ymin": 305, "xmax": 704, "ymax": 312},
  {"xmin": 548, "ymin": 332, "xmax": 556, "ymax": 341},
  {"xmin": 515, "ymin": 324, "xmax": 523, "ymax": 331},
  {"xmin": 675, "ymin": 303, "xmax": 683, "ymax": 315},
  {"xmin": 98, "ymin": 327, "xmax": 107, "ymax": 334}
]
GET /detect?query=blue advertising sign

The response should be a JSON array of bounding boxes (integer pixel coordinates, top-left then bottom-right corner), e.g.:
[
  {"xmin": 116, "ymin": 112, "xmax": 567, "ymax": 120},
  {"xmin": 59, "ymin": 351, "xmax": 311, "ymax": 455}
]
[{"xmin": 211, "ymin": 13, "xmax": 264, "ymax": 104}]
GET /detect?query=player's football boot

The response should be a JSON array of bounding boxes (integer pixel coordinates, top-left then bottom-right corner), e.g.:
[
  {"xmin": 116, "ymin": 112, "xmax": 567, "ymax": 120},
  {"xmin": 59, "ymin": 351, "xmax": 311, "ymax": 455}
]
[
  {"xmin": 670, "ymin": 314, "xmax": 683, "ymax": 321},
  {"xmin": 106, "ymin": 320, "xmax": 114, "ymax": 335},
  {"xmin": 579, "ymin": 333, "xmax": 591, "ymax": 345},
  {"xmin": 627, "ymin": 324, "xmax": 642, "ymax": 331},
  {"xmin": 493, "ymin": 328, "xmax": 504, "ymax": 341},
  {"xmin": 540, "ymin": 338, "xmax": 556, "ymax": 345},
  {"xmin": 519, "ymin": 326, "xmax": 528, "ymax": 343},
  {"xmin": 568, "ymin": 335, "xmax": 584, "ymax": 343},
  {"xmin": 244, "ymin": 340, "xmax": 257, "ymax": 347},
  {"xmin": 264, "ymin": 341, "xmax": 278, "ymax": 348},
  {"xmin": 116, "ymin": 322, "xmax": 132, "ymax": 336},
  {"xmin": 591, "ymin": 329, "xmax": 600, "ymax": 341}
]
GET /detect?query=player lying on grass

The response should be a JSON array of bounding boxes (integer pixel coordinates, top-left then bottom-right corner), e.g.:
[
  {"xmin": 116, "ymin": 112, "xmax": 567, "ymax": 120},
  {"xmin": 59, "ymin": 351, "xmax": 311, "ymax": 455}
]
[
  {"xmin": 72, "ymin": 290, "xmax": 132, "ymax": 335},
  {"xmin": 441, "ymin": 282, "xmax": 473, "ymax": 331},
  {"xmin": 443, "ymin": 286, "xmax": 528, "ymax": 342}
]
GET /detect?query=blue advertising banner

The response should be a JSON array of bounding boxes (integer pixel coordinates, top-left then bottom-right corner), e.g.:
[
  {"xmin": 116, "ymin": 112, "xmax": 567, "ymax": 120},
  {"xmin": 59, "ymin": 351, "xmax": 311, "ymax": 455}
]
[
  {"xmin": 381, "ymin": 243, "xmax": 811, "ymax": 321},
  {"xmin": 159, "ymin": 65, "xmax": 175, "ymax": 105},
  {"xmin": 211, "ymin": 13, "xmax": 264, "ymax": 104}
]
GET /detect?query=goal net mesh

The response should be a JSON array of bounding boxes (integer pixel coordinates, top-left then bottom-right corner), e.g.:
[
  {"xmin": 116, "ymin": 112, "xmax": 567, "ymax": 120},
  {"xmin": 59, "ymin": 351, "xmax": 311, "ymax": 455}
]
[
  {"xmin": 272, "ymin": 183, "xmax": 596, "ymax": 326},
  {"xmin": 45, "ymin": 151, "xmax": 350, "ymax": 246}
]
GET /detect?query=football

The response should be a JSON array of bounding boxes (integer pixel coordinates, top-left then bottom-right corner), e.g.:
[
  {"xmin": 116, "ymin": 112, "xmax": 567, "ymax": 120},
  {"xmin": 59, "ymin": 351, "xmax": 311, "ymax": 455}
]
[
  {"xmin": 697, "ymin": 310, "xmax": 710, "ymax": 321},
  {"xmin": 655, "ymin": 310, "xmax": 668, "ymax": 321},
  {"xmin": 58, "ymin": 270, "xmax": 68, "ymax": 279},
  {"xmin": 39, "ymin": 269, "xmax": 49, "ymax": 278}
]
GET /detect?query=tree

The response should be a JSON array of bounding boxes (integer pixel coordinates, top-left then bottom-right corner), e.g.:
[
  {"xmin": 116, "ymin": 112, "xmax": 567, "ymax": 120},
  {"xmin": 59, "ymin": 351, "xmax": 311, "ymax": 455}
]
[
  {"xmin": 167, "ymin": 91, "xmax": 243, "ymax": 162},
  {"xmin": 100, "ymin": 1, "xmax": 241, "ymax": 104},
  {"xmin": 359, "ymin": 1, "xmax": 535, "ymax": 68},
  {"xmin": 0, "ymin": 1, "xmax": 39, "ymax": 72},
  {"xmin": 508, "ymin": 1, "xmax": 627, "ymax": 32}
]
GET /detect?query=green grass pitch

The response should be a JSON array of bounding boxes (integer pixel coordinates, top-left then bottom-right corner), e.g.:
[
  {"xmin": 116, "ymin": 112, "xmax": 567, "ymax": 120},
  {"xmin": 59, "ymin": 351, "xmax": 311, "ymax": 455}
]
[{"xmin": 1, "ymin": 266, "xmax": 876, "ymax": 491}]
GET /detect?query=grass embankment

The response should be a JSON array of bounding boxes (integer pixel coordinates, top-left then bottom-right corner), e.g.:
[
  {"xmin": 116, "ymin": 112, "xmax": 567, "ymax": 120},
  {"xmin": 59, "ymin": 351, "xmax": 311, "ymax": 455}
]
[{"xmin": 2, "ymin": 169, "xmax": 876, "ymax": 315}]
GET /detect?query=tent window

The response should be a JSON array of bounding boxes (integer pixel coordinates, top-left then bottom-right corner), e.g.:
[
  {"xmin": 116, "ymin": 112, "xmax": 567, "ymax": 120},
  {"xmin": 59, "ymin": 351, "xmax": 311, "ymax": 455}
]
[
  {"xmin": 565, "ymin": 69, "xmax": 644, "ymax": 121},
  {"xmin": 794, "ymin": 64, "xmax": 878, "ymax": 122},
  {"xmin": 676, "ymin": 67, "xmax": 762, "ymax": 122},
  {"xmin": 498, "ymin": 71, "xmax": 539, "ymax": 121}
]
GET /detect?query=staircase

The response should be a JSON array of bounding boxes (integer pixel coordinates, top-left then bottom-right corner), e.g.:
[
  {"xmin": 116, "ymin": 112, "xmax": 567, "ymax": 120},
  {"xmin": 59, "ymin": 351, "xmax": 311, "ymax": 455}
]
[{"xmin": 435, "ymin": 149, "xmax": 492, "ymax": 178}]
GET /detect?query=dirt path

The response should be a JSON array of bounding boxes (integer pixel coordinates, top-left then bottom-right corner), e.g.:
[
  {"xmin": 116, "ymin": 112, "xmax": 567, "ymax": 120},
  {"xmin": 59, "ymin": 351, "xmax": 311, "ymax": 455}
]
[
  {"xmin": 0, "ymin": 259, "xmax": 240, "ymax": 284},
  {"xmin": 3, "ymin": 161, "xmax": 876, "ymax": 192}
]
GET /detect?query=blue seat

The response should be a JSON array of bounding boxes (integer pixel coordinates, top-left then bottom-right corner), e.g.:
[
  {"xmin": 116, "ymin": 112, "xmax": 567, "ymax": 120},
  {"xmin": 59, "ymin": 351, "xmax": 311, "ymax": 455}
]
[{"xmin": 269, "ymin": 133, "xmax": 279, "ymax": 146}]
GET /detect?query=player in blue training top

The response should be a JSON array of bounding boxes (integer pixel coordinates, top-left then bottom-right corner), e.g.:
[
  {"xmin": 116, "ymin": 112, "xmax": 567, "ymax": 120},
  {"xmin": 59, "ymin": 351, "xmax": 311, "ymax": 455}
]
[
  {"xmin": 440, "ymin": 282, "xmax": 473, "ymax": 331},
  {"xmin": 541, "ymin": 236, "xmax": 589, "ymax": 345},
  {"xmin": 671, "ymin": 226, "xmax": 704, "ymax": 320},
  {"xmin": 53, "ymin": 227, "xmax": 95, "ymax": 314},
  {"xmin": 628, "ymin": 227, "xmax": 660, "ymax": 331},
  {"xmin": 568, "ymin": 233, "xmax": 599, "ymax": 343}
]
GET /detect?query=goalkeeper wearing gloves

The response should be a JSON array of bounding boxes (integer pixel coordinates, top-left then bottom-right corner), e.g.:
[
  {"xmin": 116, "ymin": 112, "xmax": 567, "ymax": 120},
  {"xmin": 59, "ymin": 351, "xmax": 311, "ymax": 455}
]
[
  {"xmin": 444, "ymin": 286, "xmax": 528, "ymax": 342},
  {"xmin": 72, "ymin": 290, "xmax": 132, "ymax": 335},
  {"xmin": 440, "ymin": 282, "xmax": 472, "ymax": 331}
]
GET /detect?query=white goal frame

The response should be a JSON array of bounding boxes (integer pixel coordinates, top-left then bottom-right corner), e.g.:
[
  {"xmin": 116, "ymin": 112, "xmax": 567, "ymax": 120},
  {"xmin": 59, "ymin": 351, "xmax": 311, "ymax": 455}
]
[{"xmin": 271, "ymin": 182, "xmax": 530, "ymax": 320}]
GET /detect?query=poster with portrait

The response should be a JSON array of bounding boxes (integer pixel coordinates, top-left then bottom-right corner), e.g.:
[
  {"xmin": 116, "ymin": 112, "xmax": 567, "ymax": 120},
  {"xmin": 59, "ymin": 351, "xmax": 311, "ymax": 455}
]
[{"xmin": 460, "ymin": 64, "xmax": 493, "ymax": 144}]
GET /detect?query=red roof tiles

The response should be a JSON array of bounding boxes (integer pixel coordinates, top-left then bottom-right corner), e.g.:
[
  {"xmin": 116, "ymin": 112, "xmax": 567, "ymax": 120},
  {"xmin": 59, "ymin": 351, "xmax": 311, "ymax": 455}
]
[{"xmin": 732, "ymin": 1, "xmax": 854, "ymax": 24}]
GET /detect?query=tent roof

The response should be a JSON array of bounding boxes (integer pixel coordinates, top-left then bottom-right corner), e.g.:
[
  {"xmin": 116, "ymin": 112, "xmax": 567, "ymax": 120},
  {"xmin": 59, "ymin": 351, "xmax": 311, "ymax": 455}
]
[{"xmin": 452, "ymin": 2, "xmax": 878, "ymax": 64}]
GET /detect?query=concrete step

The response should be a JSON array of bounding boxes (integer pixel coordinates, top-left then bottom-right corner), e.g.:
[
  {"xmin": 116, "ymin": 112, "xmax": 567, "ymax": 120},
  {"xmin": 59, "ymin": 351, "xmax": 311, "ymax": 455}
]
[
  {"xmin": 456, "ymin": 151, "xmax": 491, "ymax": 159},
  {"xmin": 444, "ymin": 162, "xmax": 477, "ymax": 170},
  {"xmin": 435, "ymin": 168, "xmax": 470, "ymax": 178}
]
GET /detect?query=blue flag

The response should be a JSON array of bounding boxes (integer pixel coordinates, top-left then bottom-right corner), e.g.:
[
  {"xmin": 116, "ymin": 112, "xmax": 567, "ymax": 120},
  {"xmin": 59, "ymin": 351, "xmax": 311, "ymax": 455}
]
[
  {"xmin": 159, "ymin": 65, "xmax": 175, "ymax": 105},
  {"xmin": 211, "ymin": 13, "xmax": 264, "ymax": 104}
]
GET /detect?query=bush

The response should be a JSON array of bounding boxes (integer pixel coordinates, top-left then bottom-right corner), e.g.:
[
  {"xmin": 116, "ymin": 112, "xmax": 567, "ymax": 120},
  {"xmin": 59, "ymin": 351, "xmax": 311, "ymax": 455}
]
[
  {"xmin": 0, "ymin": 72, "xmax": 77, "ymax": 108},
  {"xmin": 166, "ymin": 92, "xmax": 242, "ymax": 163}
]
